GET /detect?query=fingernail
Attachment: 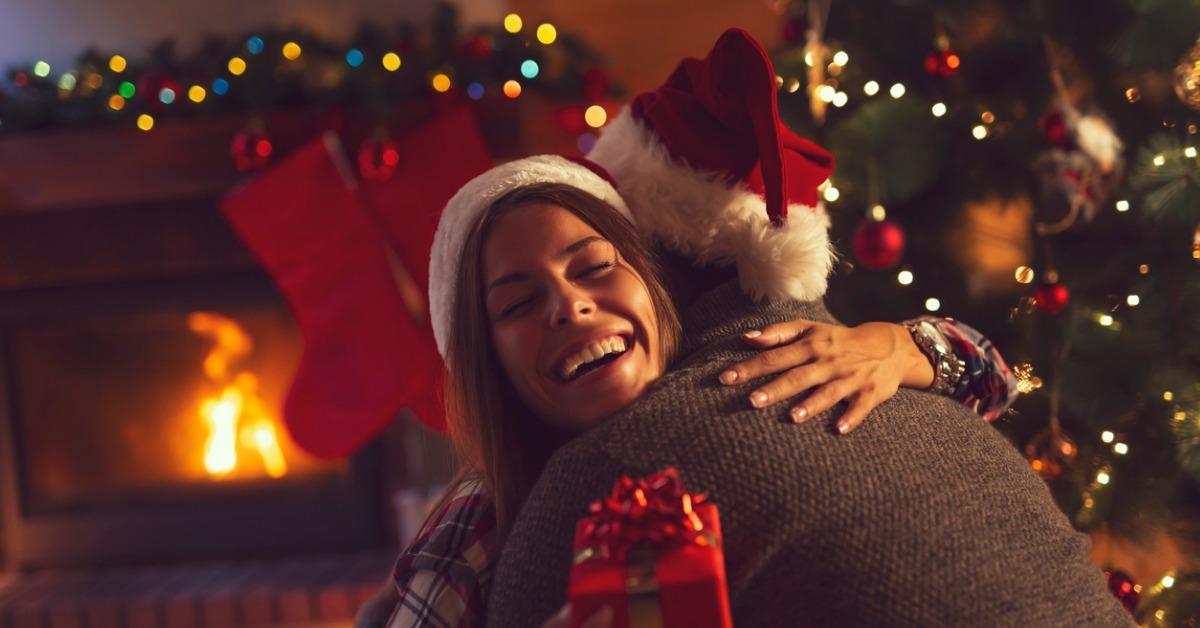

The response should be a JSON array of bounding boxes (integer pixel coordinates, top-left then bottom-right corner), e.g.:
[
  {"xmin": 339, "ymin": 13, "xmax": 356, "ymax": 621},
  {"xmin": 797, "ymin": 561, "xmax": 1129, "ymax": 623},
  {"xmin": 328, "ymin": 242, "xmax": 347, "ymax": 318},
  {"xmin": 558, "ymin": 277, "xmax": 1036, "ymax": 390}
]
[
  {"xmin": 744, "ymin": 330, "xmax": 762, "ymax": 338},
  {"xmin": 719, "ymin": 370, "xmax": 739, "ymax": 385},
  {"xmin": 837, "ymin": 421, "xmax": 851, "ymax": 434},
  {"xmin": 750, "ymin": 391, "xmax": 768, "ymax": 407},
  {"xmin": 791, "ymin": 407, "xmax": 808, "ymax": 423}
]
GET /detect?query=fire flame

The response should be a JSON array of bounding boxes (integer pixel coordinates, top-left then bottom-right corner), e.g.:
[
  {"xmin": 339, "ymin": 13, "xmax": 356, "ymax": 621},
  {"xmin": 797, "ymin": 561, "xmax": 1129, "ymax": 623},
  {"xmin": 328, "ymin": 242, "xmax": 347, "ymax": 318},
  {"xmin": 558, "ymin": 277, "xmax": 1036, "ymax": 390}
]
[{"xmin": 189, "ymin": 313, "xmax": 288, "ymax": 479}]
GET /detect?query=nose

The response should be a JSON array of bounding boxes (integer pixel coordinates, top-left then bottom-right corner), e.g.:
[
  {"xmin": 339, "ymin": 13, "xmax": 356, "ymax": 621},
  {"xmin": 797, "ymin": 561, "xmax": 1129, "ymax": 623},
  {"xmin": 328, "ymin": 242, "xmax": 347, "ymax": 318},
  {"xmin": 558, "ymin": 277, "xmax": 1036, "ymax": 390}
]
[{"xmin": 548, "ymin": 281, "xmax": 596, "ymax": 327}]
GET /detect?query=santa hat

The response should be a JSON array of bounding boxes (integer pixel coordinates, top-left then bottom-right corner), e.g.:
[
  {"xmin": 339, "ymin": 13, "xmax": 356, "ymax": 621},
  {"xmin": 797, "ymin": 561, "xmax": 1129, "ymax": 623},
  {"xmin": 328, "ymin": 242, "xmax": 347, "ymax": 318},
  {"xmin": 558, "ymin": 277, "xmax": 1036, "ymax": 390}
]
[
  {"xmin": 587, "ymin": 28, "xmax": 836, "ymax": 302},
  {"xmin": 428, "ymin": 28, "xmax": 835, "ymax": 360},
  {"xmin": 428, "ymin": 155, "xmax": 632, "ymax": 359}
]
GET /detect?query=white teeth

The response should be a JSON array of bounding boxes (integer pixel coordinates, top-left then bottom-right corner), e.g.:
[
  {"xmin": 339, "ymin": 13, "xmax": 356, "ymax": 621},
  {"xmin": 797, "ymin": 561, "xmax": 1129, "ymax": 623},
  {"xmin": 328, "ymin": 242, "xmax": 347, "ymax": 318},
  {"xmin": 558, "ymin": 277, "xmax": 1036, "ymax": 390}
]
[{"xmin": 559, "ymin": 335, "xmax": 630, "ymax": 381}]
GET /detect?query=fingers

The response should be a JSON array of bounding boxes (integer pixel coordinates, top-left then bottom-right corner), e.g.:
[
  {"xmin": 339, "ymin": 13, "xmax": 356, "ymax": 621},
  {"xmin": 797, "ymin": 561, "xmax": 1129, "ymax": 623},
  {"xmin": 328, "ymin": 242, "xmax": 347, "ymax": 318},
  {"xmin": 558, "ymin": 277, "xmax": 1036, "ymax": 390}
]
[
  {"xmin": 741, "ymin": 320, "xmax": 817, "ymax": 348},
  {"xmin": 789, "ymin": 378, "xmax": 859, "ymax": 428},
  {"xmin": 720, "ymin": 342, "xmax": 817, "ymax": 385},
  {"xmin": 746, "ymin": 361, "xmax": 839, "ymax": 408},
  {"xmin": 834, "ymin": 391, "xmax": 882, "ymax": 434}
]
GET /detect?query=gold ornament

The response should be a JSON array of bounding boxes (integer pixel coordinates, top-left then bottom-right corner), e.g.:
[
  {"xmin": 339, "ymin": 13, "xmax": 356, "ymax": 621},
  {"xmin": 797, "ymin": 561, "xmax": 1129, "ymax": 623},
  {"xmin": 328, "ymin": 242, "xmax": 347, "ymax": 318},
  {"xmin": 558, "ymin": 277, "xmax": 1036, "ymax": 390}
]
[
  {"xmin": 1173, "ymin": 37, "xmax": 1200, "ymax": 112},
  {"xmin": 1024, "ymin": 426, "xmax": 1077, "ymax": 480}
]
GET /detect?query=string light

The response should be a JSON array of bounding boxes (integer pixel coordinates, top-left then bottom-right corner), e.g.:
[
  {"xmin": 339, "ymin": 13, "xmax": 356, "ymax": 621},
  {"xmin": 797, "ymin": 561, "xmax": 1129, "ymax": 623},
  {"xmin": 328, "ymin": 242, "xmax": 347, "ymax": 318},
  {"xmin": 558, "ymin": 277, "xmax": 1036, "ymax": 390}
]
[
  {"xmin": 158, "ymin": 86, "xmax": 176, "ymax": 105},
  {"xmin": 1101, "ymin": 430, "xmax": 1115, "ymax": 443},
  {"xmin": 1163, "ymin": 575, "xmax": 1176, "ymax": 588},
  {"xmin": 1139, "ymin": 263, "xmax": 1150, "ymax": 274},
  {"xmin": 212, "ymin": 78, "xmax": 229, "ymax": 95},
  {"xmin": 832, "ymin": 50, "xmax": 849, "ymax": 66},
  {"xmin": 832, "ymin": 91, "xmax": 848, "ymax": 107},
  {"xmin": 33, "ymin": 61, "xmax": 50, "ymax": 77},
  {"xmin": 109, "ymin": 55, "xmax": 127, "ymax": 73},
  {"xmin": 246, "ymin": 36, "xmax": 265, "ymax": 55},
  {"xmin": 536, "ymin": 23, "xmax": 557, "ymax": 45},
  {"xmin": 823, "ymin": 185, "xmax": 840, "ymax": 202},
  {"xmin": 897, "ymin": 269, "xmax": 914, "ymax": 285},
  {"xmin": 1164, "ymin": 391, "xmax": 1174, "ymax": 401},
  {"xmin": 1015, "ymin": 266, "xmax": 1035, "ymax": 284},
  {"xmin": 504, "ymin": 13, "xmax": 523, "ymax": 33},
  {"xmin": 785, "ymin": 78, "xmax": 801, "ymax": 93},
  {"xmin": 981, "ymin": 111, "xmax": 995, "ymax": 124},
  {"xmin": 382, "ymin": 52, "xmax": 401, "ymax": 72},
  {"xmin": 1115, "ymin": 199, "xmax": 1130, "ymax": 212},
  {"xmin": 1125, "ymin": 87, "xmax": 1141, "ymax": 102},
  {"xmin": 870, "ymin": 204, "xmax": 886, "ymax": 220},
  {"xmin": 972, "ymin": 124, "xmax": 988, "ymax": 140},
  {"xmin": 58, "ymin": 73, "xmax": 77, "ymax": 91},
  {"xmin": 520, "ymin": 59, "xmax": 539, "ymax": 79},
  {"xmin": 889, "ymin": 83, "xmax": 906, "ymax": 98},
  {"xmin": 1186, "ymin": 146, "xmax": 1198, "ymax": 158},
  {"xmin": 432, "ymin": 73, "xmax": 452, "ymax": 92},
  {"xmin": 282, "ymin": 42, "xmax": 302, "ymax": 60},
  {"xmin": 584, "ymin": 105, "xmax": 607, "ymax": 128},
  {"xmin": 1153, "ymin": 153, "xmax": 1166, "ymax": 166},
  {"xmin": 502, "ymin": 79, "xmax": 521, "ymax": 98},
  {"xmin": 1098, "ymin": 314, "xmax": 1114, "ymax": 327},
  {"xmin": 1096, "ymin": 470, "xmax": 1111, "ymax": 485},
  {"xmin": 107, "ymin": 94, "xmax": 125, "ymax": 111},
  {"xmin": 1114, "ymin": 442, "xmax": 1129, "ymax": 455},
  {"xmin": 816, "ymin": 84, "xmax": 836, "ymax": 102},
  {"xmin": 228, "ymin": 57, "xmax": 247, "ymax": 76},
  {"xmin": 864, "ymin": 80, "xmax": 879, "ymax": 96},
  {"xmin": 1126, "ymin": 294, "xmax": 1140, "ymax": 306},
  {"xmin": 931, "ymin": 102, "xmax": 947, "ymax": 117},
  {"xmin": 136, "ymin": 114, "xmax": 154, "ymax": 131},
  {"xmin": 188, "ymin": 85, "xmax": 206, "ymax": 103},
  {"xmin": 467, "ymin": 82, "xmax": 484, "ymax": 100},
  {"xmin": 346, "ymin": 49, "xmax": 364, "ymax": 67},
  {"xmin": 118, "ymin": 81, "xmax": 136, "ymax": 98},
  {"xmin": 925, "ymin": 298, "xmax": 941, "ymax": 312},
  {"xmin": 804, "ymin": 51, "xmax": 814, "ymax": 66}
]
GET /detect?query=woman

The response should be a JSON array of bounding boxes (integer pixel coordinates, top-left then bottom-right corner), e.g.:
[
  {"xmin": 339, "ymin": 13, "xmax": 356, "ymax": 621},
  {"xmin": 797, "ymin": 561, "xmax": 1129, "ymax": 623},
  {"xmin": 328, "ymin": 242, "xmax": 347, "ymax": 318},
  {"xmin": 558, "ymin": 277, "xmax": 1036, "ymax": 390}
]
[{"xmin": 365, "ymin": 158, "xmax": 1016, "ymax": 628}]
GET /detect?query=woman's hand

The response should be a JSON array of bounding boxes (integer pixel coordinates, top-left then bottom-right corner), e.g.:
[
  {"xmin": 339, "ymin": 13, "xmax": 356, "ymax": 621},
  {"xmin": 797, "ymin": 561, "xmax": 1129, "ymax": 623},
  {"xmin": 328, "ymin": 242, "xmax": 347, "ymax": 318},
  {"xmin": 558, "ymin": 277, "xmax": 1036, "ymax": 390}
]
[
  {"xmin": 541, "ymin": 604, "xmax": 613, "ymax": 628},
  {"xmin": 718, "ymin": 320, "xmax": 934, "ymax": 433}
]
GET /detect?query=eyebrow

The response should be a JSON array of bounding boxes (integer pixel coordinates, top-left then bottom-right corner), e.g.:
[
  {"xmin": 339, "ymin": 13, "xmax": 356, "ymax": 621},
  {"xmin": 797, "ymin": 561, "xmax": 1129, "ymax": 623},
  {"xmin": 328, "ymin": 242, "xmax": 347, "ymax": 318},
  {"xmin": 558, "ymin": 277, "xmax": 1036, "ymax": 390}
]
[{"xmin": 486, "ymin": 235, "xmax": 606, "ymax": 295}]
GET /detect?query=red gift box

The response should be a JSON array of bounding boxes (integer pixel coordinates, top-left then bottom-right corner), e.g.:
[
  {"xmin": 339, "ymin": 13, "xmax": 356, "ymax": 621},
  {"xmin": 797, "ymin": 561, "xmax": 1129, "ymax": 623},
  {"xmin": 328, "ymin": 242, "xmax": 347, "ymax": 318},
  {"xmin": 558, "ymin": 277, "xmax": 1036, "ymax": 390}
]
[{"xmin": 567, "ymin": 468, "xmax": 733, "ymax": 628}]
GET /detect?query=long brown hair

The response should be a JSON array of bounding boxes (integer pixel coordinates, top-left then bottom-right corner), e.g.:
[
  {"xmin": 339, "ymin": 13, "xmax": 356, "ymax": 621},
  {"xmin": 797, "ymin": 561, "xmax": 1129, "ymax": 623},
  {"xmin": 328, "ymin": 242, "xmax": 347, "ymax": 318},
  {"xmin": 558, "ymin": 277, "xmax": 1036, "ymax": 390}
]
[{"xmin": 444, "ymin": 183, "xmax": 681, "ymax": 540}]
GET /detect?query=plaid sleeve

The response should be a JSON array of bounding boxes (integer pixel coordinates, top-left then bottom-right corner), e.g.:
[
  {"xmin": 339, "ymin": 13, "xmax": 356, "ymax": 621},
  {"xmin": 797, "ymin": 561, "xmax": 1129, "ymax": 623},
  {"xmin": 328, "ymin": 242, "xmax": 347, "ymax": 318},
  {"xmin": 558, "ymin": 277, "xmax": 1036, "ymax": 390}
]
[
  {"xmin": 906, "ymin": 316, "xmax": 1018, "ymax": 423},
  {"xmin": 388, "ymin": 476, "xmax": 498, "ymax": 628}
]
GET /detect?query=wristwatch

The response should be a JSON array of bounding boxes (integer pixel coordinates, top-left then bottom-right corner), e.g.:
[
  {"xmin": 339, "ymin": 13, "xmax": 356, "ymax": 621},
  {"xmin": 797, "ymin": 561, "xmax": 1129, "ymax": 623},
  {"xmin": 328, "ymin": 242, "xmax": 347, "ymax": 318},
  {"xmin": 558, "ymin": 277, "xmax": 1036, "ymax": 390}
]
[{"xmin": 903, "ymin": 320, "xmax": 966, "ymax": 396}]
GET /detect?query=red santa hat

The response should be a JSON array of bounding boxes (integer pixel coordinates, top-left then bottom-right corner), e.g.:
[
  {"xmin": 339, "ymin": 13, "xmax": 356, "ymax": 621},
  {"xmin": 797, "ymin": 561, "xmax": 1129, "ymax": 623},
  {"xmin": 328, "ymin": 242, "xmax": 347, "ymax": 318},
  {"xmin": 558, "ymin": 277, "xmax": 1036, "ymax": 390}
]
[{"xmin": 429, "ymin": 28, "xmax": 835, "ymax": 360}]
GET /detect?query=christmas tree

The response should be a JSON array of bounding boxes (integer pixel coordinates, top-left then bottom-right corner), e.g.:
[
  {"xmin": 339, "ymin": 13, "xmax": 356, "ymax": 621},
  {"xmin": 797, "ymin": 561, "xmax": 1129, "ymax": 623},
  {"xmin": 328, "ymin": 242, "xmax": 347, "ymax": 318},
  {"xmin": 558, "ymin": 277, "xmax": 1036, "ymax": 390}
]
[{"xmin": 771, "ymin": 0, "xmax": 1200, "ymax": 622}]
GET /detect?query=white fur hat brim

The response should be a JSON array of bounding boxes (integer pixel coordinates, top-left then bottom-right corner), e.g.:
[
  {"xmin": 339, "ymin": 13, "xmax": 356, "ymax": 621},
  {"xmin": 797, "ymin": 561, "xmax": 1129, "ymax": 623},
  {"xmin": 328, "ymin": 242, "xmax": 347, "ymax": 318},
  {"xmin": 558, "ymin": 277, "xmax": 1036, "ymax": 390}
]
[
  {"xmin": 428, "ymin": 155, "xmax": 632, "ymax": 360},
  {"xmin": 587, "ymin": 107, "xmax": 836, "ymax": 303}
]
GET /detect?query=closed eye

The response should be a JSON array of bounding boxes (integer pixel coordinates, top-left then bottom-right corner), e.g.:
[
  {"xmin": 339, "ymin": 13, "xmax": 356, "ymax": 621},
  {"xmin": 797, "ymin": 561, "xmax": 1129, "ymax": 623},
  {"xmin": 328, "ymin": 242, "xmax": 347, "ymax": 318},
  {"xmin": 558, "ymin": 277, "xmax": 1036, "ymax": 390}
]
[
  {"xmin": 580, "ymin": 261, "xmax": 615, "ymax": 277},
  {"xmin": 500, "ymin": 297, "xmax": 534, "ymax": 319}
]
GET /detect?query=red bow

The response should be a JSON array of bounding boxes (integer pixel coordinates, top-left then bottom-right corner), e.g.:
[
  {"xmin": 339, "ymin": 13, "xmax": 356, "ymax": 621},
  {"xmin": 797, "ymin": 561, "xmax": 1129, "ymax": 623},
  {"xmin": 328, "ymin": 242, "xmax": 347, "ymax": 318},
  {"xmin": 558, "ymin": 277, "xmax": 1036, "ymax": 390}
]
[{"xmin": 581, "ymin": 467, "xmax": 711, "ymax": 561}]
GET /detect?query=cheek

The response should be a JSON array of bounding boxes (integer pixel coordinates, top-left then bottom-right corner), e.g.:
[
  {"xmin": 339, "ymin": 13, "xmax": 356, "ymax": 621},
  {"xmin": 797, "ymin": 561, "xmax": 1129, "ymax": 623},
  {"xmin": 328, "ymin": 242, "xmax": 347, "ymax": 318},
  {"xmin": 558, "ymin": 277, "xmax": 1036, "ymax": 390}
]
[{"xmin": 490, "ymin": 323, "xmax": 541, "ymax": 387}]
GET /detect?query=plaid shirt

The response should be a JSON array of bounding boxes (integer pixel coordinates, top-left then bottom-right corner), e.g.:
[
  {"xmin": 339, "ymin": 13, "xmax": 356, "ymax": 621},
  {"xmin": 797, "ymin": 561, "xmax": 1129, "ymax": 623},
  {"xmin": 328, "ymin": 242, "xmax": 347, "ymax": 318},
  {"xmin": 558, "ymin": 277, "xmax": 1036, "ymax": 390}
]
[{"xmin": 387, "ymin": 316, "xmax": 1017, "ymax": 627}]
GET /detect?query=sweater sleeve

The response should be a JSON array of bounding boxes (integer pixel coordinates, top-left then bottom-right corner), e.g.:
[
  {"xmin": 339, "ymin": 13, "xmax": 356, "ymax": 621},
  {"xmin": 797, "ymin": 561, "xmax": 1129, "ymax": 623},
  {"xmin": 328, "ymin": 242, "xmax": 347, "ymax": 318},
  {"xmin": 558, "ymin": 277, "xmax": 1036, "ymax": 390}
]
[{"xmin": 905, "ymin": 315, "xmax": 1018, "ymax": 422}]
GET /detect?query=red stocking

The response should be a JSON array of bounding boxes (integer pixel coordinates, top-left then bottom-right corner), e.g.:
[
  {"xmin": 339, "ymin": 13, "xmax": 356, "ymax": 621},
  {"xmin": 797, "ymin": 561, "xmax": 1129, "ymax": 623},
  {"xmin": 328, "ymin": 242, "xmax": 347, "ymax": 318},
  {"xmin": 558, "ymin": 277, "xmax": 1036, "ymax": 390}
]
[{"xmin": 221, "ymin": 133, "xmax": 442, "ymax": 458}]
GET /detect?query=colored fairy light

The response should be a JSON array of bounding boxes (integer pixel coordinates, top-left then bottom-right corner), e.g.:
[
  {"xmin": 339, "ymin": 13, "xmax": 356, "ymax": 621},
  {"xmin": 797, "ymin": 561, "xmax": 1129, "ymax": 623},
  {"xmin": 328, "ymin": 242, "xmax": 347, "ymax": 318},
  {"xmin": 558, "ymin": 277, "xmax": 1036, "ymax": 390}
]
[
  {"xmin": 584, "ymin": 105, "xmax": 607, "ymax": 128},
  {"xmin": 109, "ymin": 55, "xmax": 127, "ymax": 73},
  {"xmin": 246, "ymin": 36, "xmax": 265, "ymax": 55},
  {"xmin": 346, "ymin": 49, "xmax": 364, "ymax": 67},
  {"xmin": 432, "ymin": 73, "xmax": 452, "ymax": 92},
  {"xmin": 282, "ymin": 42, "xmax": 302, "ymax": 60},
  {"xmin": 521, "ymin": 59, "xmax": 539, "ymax": 79},
  {"xmin": 188, "ymin": 85, "xmax": 206, "ymax": 103},
  {"xmin": 467, "ymin": 82, "xmax": 485, "ymax": 100},
  {"xmin": 108, "ymin": 94, "xmax": 125, "ymax": 111},
  {"xmin": 537, "ymin": 23, "xmax": 557, "ymax": 44},
  {"xmin": 503, "ymin": 79, "xmax": 521, "ymax": 98},
  {"xmin": 228, "ymin": 57, "xmax": 247, "ymax": 75},
  {"xmin": 58, "ymin": 73, "xmax": 77, "ymax": 91},
  {"xmin": 33, "ymin": 61, "xmax": 50, "ymax": 77},
  {"xmin": 870, "ymin": 204, "xmax": 887, "ymax": 220},
  {"xmin": 158, "ymin": 86, "xmax": 176, "ymax": 104},
  {"xmin": 504, "ymin": 13, "xmax": 523, "ymax": 33},
  {"xmin": 212, "ymin": 78, "xmax": 229, "ymax": 95},
  {"xmin": 137, "ymin": 114, "xmax": 154, "ymax": 131},
  {"xmin": 118, "ymin": 81, "xmax": 136, "ymax": 98},
  {"xmin": 382, "ymin": 52, "xmax": 401, "ymax": 71}
]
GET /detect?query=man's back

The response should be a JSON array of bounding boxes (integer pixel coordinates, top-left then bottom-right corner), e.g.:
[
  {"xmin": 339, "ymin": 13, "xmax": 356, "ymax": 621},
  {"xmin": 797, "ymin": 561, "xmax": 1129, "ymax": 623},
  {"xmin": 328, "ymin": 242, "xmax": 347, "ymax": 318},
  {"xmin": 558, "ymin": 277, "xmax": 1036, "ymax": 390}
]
[{"xmin": 487, "ymin": 281, "xmax": 1133, "ymax": 627}]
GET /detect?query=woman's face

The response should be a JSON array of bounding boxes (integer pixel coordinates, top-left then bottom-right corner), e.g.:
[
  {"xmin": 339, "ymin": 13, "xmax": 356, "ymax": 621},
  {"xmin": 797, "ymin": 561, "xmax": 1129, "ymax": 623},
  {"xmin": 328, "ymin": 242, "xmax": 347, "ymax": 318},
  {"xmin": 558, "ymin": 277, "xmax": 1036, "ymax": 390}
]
[{"xmin": 481, "ymin": 204, "xmax": 665, "ymax": 432}]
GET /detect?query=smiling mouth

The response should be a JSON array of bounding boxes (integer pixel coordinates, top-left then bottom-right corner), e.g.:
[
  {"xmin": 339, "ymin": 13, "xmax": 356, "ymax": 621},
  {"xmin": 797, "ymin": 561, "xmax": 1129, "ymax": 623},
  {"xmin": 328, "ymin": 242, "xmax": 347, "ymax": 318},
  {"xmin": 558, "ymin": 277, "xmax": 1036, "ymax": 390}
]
[{"xmin": 558, "ymin": 334, "xmax": 633, "ymax": 382}]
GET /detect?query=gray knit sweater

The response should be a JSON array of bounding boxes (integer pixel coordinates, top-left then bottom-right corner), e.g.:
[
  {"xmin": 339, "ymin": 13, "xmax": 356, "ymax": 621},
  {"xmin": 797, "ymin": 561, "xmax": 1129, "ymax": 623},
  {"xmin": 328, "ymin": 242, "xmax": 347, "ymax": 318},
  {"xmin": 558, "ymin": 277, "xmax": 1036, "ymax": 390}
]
[{"xmin": 487, "ymin": 281, "xmax": 1134, "ymax": 627}]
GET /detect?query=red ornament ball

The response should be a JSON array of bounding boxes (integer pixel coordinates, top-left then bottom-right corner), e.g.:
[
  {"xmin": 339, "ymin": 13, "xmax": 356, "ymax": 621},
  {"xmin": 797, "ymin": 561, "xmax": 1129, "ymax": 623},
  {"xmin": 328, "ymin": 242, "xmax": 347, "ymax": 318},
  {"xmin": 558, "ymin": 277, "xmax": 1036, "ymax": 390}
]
[
  {"xmin": 581, "ymin": 67, "xmax": 610, "ymax": 102},
  {"xmin": 556, "ymin": 105, "xmax": 587, "ymax": 134},
  {"xmin": 852, "ymin": 219, "xmax": 905, "ymax": 270},
  {"xmin": 358, "ymin": 136, "xmax": 401, "ymax": 182},
  {"xmin": 230, "ymin": 126, "xmax": 272, "ymax": 172},
  {"xmin": 923, "ymin": 50, "xmax": 961, "ymax": 78},
  {"xmin": 1039, "ymin": 111, "xmax": 1074, "ymax": 149},
  {"xmin": 1033, "ymin": 281, "xmax": 1070, "ymax": 314},
  {"xmin": 1105, "ymin": 570, "xmax": 1139, "ymax": 613}
]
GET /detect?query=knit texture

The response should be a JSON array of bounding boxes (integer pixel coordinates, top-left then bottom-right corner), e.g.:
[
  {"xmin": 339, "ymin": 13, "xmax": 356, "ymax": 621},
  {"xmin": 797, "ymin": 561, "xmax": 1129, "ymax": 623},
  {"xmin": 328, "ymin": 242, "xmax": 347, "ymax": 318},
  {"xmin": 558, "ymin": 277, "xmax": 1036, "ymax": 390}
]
[{"xmin": 486, "ymin": 281, "xmax": 1134, "ymax": 627}]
